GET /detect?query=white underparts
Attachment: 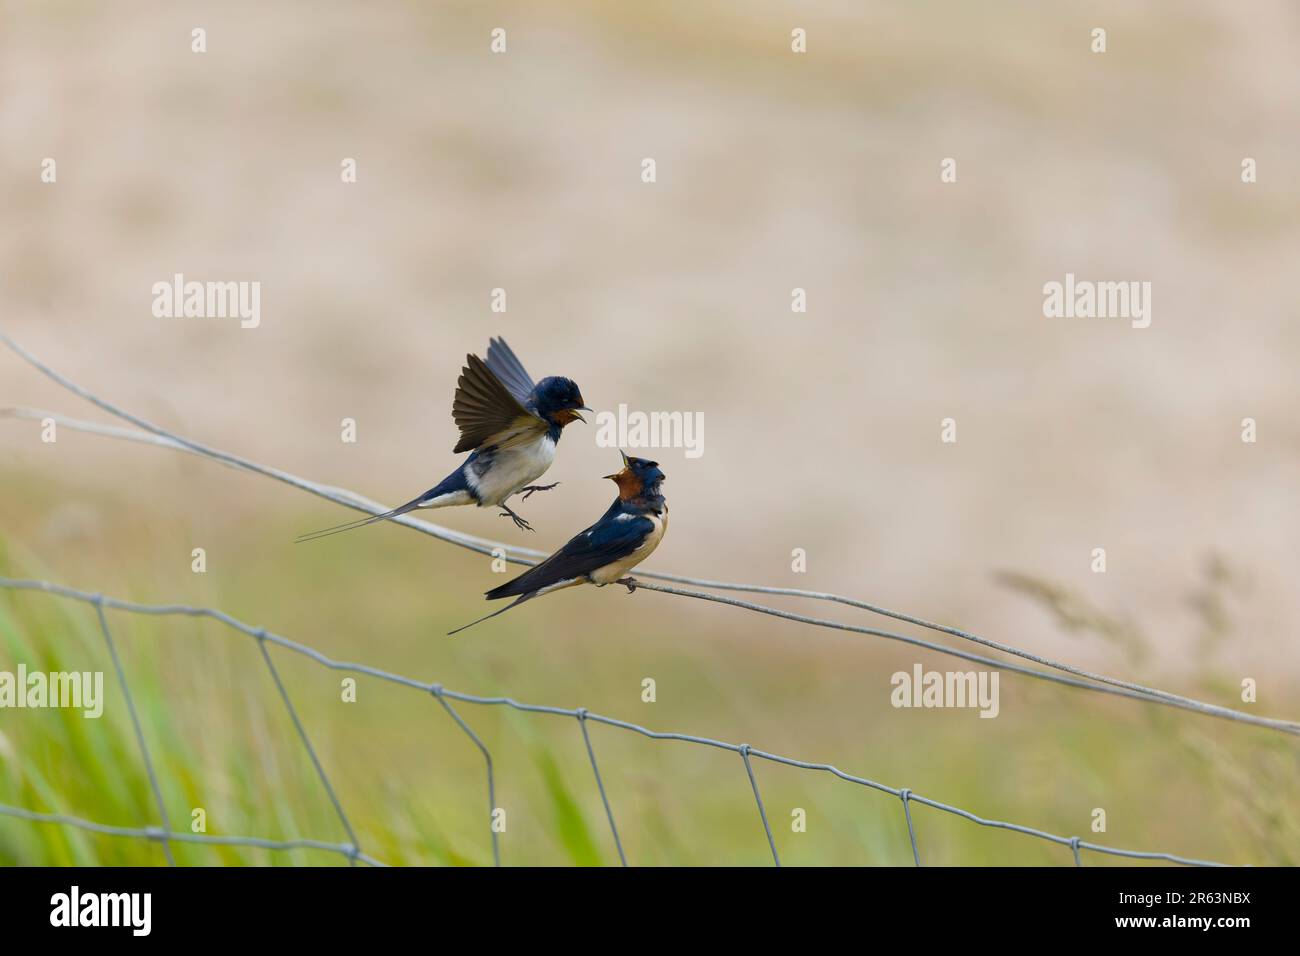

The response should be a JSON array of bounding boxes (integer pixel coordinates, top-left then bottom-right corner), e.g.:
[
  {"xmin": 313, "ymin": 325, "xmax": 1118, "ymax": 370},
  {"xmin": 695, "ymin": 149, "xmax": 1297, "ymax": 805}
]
[
  {"xmin": 418, "ymin": 489, "xmax": 473, "ymax": 508},
  {"xmin": 467, "ymin": 435, "xmax": 558, "ymax": 507}
]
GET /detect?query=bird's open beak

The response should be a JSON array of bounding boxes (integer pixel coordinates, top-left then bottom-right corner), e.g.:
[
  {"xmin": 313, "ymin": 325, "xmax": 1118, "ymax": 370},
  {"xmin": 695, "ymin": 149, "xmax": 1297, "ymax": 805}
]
[
  {"xmin": 604, "ymin": 449, "xmax": 630, "ymax": 479},
  {"xmin": 572, "ymin": 405, "xmax": 592, "ymax": 424}
]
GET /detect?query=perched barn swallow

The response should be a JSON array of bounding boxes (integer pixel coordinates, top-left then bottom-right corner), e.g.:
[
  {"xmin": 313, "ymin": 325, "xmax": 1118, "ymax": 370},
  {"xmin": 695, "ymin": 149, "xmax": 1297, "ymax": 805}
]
[
  {"xmin": 297, "ymin": 337, "xmax": 590, "ymax": 541},
  {"xmin": 449, "ymin": 453, "xmax": 668, "ymax": 635}
]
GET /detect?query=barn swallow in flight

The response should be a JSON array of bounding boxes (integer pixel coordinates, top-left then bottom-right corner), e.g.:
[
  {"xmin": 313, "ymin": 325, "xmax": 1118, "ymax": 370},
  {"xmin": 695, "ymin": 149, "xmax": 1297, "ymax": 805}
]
[
  {"xmin": 449, "ymin": 453, "xmax": 667, "ymax": 635},
  {"xmin": 297, "ymin": 337, "xmax": 590, "ymax": 541}
]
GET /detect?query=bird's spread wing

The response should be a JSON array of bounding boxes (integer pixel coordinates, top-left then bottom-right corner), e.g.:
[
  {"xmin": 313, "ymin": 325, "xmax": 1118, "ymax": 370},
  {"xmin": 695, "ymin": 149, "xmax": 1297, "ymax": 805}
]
[
  {"xmin": 486, "ymin": 512, "xmax": 653, "ymax": 600},
  {"xmin": 451, "ymin": 353, "xmax": 546, "ymax": 454},
  {"xmin": 484, "ymin": 337, "xmax": 536, "ymax": 405}
]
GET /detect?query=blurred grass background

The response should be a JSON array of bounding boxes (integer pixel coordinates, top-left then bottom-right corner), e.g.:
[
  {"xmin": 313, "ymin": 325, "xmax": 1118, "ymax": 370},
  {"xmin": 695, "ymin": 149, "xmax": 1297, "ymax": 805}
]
[{"xmin": 2, "ymin": 0, "xmax": 1300, "ymax": 865}]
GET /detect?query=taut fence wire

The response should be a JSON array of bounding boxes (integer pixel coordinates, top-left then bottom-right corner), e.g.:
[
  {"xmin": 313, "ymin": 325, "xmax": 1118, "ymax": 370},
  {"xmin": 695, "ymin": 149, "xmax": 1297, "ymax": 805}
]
[{"xmin": 1, "ymin": 331, "xmax": 1294, "ymax": 865}]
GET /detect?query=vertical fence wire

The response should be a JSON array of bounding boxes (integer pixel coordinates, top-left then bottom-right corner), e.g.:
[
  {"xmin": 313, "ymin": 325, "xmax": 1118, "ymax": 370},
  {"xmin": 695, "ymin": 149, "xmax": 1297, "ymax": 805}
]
[
  {"xmin": 256, "ymin": 634, "xmax": 360, "ymax": 864},
  {"xmin": 93, "ymin": 597, "xmax": 176, "ymax": 867},
  {"xmin": 900, "ymin": 789, "xmax": 921, "ymax": 867},
  {"xmin": 432, "ymin": 686, "xmax": 500, "ymax": 867},
  {"xmin": 739, "ymin": 744, "xmax": 780, "ymax": 867},
  {"xmin": 576, "ymin": 708, "xmax": 627, "ymax": 867}
]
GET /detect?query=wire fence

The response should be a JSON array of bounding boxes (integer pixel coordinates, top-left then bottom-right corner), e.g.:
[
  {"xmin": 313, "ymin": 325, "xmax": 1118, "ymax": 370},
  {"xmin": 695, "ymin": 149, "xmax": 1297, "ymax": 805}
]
[
  {"xmin": 0, "ymin": 577, "xmax": 1229, "ymax": 867},
  {"xmin": 2, "ymin": 332, "xmax": 1295, "ymax": 865}
]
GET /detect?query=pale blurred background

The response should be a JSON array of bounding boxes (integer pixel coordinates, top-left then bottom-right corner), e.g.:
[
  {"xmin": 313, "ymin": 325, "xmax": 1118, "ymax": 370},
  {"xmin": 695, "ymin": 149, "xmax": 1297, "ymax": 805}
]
[{"xmin": 1, "ymin": 1, "xmax": 1298, "ymax": 865}]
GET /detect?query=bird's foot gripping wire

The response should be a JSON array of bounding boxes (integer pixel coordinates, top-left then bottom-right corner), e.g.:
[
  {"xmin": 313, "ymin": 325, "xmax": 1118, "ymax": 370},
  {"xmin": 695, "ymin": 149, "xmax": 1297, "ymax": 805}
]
[
  {"xmin": 498, "ymin": 505, "xmax": 534, "ymax": 532},
  {"xmin": 519, "ymin": 482, "xmax": 560, "ymax": 500},
  {"xmin": 615, "ymin": 577, "xmax": 639, "ymax": 593}
]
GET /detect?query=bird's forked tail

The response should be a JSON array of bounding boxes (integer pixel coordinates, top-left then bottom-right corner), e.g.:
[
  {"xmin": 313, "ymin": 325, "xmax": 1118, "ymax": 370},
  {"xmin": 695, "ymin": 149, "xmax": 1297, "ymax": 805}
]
[
  {"xmin": 447, "ymin": 593, "xmax": 537, "ymax": 636},
  {"xmin": 294, "ymin": 497, "xmax": 426, "ymax": 544}
]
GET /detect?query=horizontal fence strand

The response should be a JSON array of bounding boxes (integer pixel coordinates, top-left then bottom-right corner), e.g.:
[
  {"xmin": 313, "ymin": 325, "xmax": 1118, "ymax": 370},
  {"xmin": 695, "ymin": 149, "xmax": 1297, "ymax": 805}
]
[{"xmin": 0, "ymin": 804, "xmax": 386, "ymax": 866}]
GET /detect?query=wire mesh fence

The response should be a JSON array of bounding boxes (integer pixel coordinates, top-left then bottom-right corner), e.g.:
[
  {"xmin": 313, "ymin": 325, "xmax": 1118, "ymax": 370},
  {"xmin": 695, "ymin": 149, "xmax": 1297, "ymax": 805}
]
[{"xmin": 0, "ymin": 577, "xmax": 1234, "ymax": 867}]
